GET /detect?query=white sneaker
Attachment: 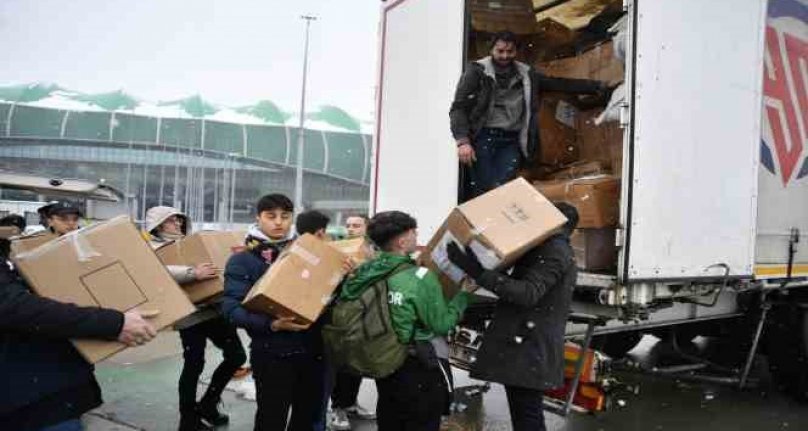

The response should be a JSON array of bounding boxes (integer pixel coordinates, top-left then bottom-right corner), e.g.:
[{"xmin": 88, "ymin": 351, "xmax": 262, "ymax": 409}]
[
  {"xmin": 345, "ymin": 404, "xmax": 376, "ymax": 420},
  {"xmin": 329, "ymin": 408, "xmax": 351, "ymax": 430}
]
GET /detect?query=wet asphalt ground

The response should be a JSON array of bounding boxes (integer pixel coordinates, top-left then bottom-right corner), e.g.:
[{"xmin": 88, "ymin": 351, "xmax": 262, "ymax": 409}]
[{"xmin": 83, "ymin": 332, "xmax": 808, "ymax": 430}]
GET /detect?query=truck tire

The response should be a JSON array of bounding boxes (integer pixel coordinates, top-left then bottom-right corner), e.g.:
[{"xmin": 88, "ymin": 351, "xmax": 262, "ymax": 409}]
[
  {"xmin": 767, "ymin": 305, "xmax": 808, "ymax": 402},
  {"xmin": 592, "ymin": 332, "xmax": 643, "ymax": 358}
]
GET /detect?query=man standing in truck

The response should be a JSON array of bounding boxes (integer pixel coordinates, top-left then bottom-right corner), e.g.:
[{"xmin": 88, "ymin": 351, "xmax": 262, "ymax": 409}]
[{"xmin": 450, "ymin": 31, "xmax": 609, "ymax": 199}]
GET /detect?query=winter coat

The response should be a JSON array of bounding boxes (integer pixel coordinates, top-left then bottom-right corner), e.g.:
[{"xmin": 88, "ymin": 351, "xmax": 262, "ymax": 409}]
[
  {"xmin": 449, "ymin": 57, "xmax": 606, "ymax": 160},
  {"xmin": 469, "ymin": 234, "xmax": 576, "ymax": 391},
  {"xmin": 221, "ymin": 230, "xmax": 322, "ymax": 357},
  {"xmin": 340, "ymin": 252, "xmax": 470, "ymax": 344},
  {"xmin": 145, "ymin": 211, "xmax": 217, "ymax": 330},
  {"xmin": 0, "ymin": 265, "xmax": 123, "ymax": 430}
]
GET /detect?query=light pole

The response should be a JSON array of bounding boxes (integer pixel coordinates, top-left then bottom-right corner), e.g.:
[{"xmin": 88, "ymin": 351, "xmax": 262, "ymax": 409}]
[{"xmin": 293, "ymin": 15, "xmax": 317, "ymax": 213}]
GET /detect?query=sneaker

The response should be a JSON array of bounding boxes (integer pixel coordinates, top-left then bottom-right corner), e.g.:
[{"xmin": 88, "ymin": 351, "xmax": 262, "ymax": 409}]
[
  {"xmin": 178, "ymin": 414, "xmax": 213, "ymax": 431},
  {"xmin": 197, "ymin": 403, "xmax": 230, "ymax": 427},
  {"xmin": 329, "ymin": 408, "xmax": 352, "ymax": 430},
  {"xmin": 345, "ymin": 404, "xmax": 376, "ymax": 420}
]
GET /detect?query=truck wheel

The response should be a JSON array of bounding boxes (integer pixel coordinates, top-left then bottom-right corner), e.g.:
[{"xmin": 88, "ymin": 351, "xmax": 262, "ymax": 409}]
[
  {"xmin": 767, "ymin": 305, "xmax": 808, "ymax": 402},
  {"xmin": 592, "ymin": 332, "xmax": 643, "ymax": 358}
]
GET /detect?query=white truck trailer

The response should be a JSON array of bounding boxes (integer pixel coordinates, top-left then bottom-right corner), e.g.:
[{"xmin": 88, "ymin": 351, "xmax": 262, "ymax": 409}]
[{"xmin": 371, "ymin": 0, "xmax": 808, "ymax": 402}]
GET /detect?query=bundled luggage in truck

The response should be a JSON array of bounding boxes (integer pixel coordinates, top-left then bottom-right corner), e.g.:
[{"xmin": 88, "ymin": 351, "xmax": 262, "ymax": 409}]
[{"xmin": 373, "ymin": 0, "xmax": 808, "ymax": 403}]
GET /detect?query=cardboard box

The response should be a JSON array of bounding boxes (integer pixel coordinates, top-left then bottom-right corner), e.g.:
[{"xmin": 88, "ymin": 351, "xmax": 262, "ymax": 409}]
[
  {"xmin": 570, "ymin": 229, "xmax": 617, "ymax": 271},
  {"xmin": 12, "ymin": 216, "xmax": 195, "ymax": 363},
  {"xmin": 243, "ymin": 234, "xmax": 347, "ymax": 325},
  {"xmin": 155, "ymin": 231, "xmax": 244, "ymax": 304},
  {"xmin": 0, "ymin": 226, "xmax": 21, "ymax": 239},
  {"xmin": 425, "ymin": 177, "xmax": 568, "ymax": 297},
  {"xmin": 547, "ymin": 161, "xmax": 608, "ymax": 180},
  {"xmin": 10, "ymin": 231, "xmax": 58, "ymax": 258},
  {"xmin": 329, "ymin": 237, "xmax": 373, "ymax": 265},
  {"xmin": 537, "ymin": 41, "xmax": 624, "ymax": 84},
  {"xmin": 577, "ymin": 109, "xmax": 624, "ymax": 175},
  {"xmin": 536, "ymin": 96, "xmax": 580, "ymax": 168},
  {"xmin": 534, "ymin": 176, "xmax": 620, "ymax": 228}
]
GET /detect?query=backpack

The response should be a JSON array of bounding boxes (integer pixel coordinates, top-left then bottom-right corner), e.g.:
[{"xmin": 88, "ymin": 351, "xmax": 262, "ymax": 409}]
[{"xmin": 322, "ymin": 263, "xmax": 413, "ymax": 379}]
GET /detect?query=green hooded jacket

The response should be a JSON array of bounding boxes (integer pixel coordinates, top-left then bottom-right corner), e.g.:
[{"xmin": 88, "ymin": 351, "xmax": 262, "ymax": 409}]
[{"xmin": 340, "ymin": 252, "xmax": 470, "ymax": 343}]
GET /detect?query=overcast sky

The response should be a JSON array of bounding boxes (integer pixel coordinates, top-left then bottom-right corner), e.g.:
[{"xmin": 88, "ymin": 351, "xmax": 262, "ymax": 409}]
[{"xmin": 0, "ymin": 0, "xmax": 380, "ymax": 119}]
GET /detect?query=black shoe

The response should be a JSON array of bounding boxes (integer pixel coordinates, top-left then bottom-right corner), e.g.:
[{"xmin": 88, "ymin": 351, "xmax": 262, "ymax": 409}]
[
  {"xmin": 178, "ymin": 413, "xmax": 213, "ymax": 431},
  {"xmin": 198, "ymin": 403, "xmax": 230, "ymax": 427}
]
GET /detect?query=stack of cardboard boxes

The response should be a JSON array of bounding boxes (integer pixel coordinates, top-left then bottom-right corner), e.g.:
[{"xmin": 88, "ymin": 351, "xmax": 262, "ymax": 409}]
[{"xmin": 530, "ymin": 40, "xmax": 625, "ymax": 272}]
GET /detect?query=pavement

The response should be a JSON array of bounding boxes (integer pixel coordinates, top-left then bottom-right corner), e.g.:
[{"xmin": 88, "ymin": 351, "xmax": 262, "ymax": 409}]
[{"xmin": 80, "ymin": 331, "xmax": 808, "ymax": 430}]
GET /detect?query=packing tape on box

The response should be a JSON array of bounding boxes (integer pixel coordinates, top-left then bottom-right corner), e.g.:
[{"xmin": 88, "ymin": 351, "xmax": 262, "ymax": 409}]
[
  {"xmin": 431, "ymin": 231, "xmax": 466, "ymax": 284},
  {"xmin": 14, "ymin": 226, "xmax": 100, "ymax": 262},
  {"xmin": 328, "ymin": 272, "xmax": 343, "ymax": 287},
  {"xmin": 289, "ymin": 243, "xmax": 321, "ymax": 267},
  {"xmin": 468, "ymin": 240, "xmax": 502, "ymax": 270}
]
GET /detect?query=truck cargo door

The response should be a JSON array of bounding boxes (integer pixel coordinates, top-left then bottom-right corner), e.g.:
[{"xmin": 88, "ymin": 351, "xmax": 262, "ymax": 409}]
[
  {"xmin": 755, "ymin": 0, "xmax": 808, "ymax": 279},
  {"xmin": 371, "ymin": 0, "xmax": 465, "ymax": 243},
  {"xmin": 624, "ymin": 0, "xmax": 768, "ymax": 280}
]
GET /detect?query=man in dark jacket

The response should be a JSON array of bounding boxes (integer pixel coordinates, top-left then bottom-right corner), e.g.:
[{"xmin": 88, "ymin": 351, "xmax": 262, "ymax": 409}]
[
  {"xmin": 450, "ymin": 31, "xmax": 608, "ymax": 199},
  {"xmin": 221, "ymin": 194, "xmax": 326, "ymax": 431},
  {"xmin": 447, "ymin": 203, "xmax": 579, "ymax": 431},
  {"xmin": 0, "ymin": 231, "xmax": 157, "ymax": 430}
]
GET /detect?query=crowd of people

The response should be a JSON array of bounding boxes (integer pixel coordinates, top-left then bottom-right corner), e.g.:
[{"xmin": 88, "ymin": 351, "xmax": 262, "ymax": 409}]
[{"xmin": 1, "ymin": 30, "xmax": 589, "ymax": 431}]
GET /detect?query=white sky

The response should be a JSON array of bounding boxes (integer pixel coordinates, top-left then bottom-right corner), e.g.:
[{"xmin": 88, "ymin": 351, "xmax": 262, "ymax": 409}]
[{"xmin": 0, "ymin": 0, "xmax": 381, "ymax": 120}]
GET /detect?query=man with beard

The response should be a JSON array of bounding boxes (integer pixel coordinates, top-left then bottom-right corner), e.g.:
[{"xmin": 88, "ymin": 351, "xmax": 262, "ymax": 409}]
[{"xmin": 450, "ymin": 31, "xmax": 609, "ymax": 199}]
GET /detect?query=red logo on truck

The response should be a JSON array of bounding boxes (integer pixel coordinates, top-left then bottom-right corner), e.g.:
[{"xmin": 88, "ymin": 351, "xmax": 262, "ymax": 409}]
[{"xmin": 762, "ymin": 0, "xmax": 808, "ymax": 185}]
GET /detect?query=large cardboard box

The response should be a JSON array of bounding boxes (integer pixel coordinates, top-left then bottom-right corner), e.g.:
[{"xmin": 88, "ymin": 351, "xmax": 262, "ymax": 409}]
[
  {"xmin": 329, "ymin": 237, "xmax": 373, "ymax": 265},
  {"xmin": 243, "ymin": 234, "xmax": 347, "ymax": 325},
  {"xmin": 425, "ymin": 178, "xmax": 568, "ymax": 297},
  {"xmin": 0, "ymin": 226, "xmax": 21, "ymax": 239},
  {"xmin": 536, "ymin": 96, "xmax": 580, "ymax": 168},
  {"xmin": 547, "ymin": 161, "xmax": 608, "ymax": 180},
  {"xmin": 155, "ymin": 231, "xmax": 244, "ymax": 304},
  {"xmin": 570, "ymin": 229, "xmax": 617, "ymax": 271},
  {"xmin": 10, "ymin": 231, "xmax": 58, "ymax": 258},
  {"xmin": 537, "ymin": 41, "xmax": 624, "ymax": 84},
  {"xmin": 577, "ymin": 109, "xmax": 624, "ymax": 175},
  {"xmin": 12, "ymin": 216, "xmax": 195, "ymax": 363},
  {"xmin": 534, "ymin": 176, "xmax": 620, "ymax": 228}
]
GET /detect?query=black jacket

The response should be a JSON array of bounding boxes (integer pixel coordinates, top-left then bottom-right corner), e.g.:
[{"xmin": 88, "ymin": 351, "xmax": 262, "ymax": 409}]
[
  {"xmin": 0, "ymin": 265, "xmax": 124, "ymax": 430},
  {"xmin": 221, "ymin": 245, "xmax": 323, "ymax": 358},
  {"xmin": 469, "ymin": 235, "xmax": 576, "ymax": 391},
  {"xmin": 449, "ymin": 58, "xmax": 605, "ymax": 161}
]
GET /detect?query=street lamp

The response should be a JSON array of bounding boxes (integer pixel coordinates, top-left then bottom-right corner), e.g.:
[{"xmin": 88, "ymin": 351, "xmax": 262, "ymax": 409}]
[{"xmin": 293, "ymin": 15, "xmax": 317, "ymax": 213}]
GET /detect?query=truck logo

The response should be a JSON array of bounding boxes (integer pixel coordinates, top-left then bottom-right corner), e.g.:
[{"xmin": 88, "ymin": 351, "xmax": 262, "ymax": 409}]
[{"xmin": 762, "ymin": 0, "xmax": 808, "ymax": 185}]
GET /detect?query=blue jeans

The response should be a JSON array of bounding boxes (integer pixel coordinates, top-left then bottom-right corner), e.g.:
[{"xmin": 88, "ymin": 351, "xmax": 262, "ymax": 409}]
[
  {"xmin": 505, "ymin": 386, "xmax": 546, "ymax": 431},
  {"xmin": 467, "ymin": 128, "xmax": 522, "ymax": 199},
  {"xmin": 39, "ymin": 418, "xmax": 82, "ymax": 431}
]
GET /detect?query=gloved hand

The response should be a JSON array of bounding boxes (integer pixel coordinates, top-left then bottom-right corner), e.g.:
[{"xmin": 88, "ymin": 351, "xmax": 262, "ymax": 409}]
[{"xmin": 446, "ymin": 242, "xmax": 484, "ymax": 280}]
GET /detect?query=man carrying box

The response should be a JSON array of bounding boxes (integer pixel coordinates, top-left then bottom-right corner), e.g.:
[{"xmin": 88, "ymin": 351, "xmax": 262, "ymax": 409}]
[
  {"xmin": 446, "ymin": 202, "xmax": 579, "ymax": 431},
  {"xmin": 221, "ymin": 194, "xmax": 326, "ymax": 431},
  {"xmin": 145, "ymin": 206, "xmax": 247, "ymax": 431},
  {"xmin": 337, "ymin": 211, "xmax": 476, "ymax": 431},
  {"xmin": 0, "ymin": 209, "xmax": 156, "ymax": 431},
  {"xmin": 329, "ymin": 214, "xmax": 376, "ymax": 431}
]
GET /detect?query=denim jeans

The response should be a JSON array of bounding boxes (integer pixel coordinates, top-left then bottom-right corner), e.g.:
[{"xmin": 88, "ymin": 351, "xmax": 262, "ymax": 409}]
[
  {"xmin": 39, "ymin": 418, "xmax": 82, "ymax": 431},
  {"xmin": 504, "ymin": 385, "xmax": 546, "ymax": 431},
  {"xmin": 466, "ymin": 127, "xmax": 522, "ymax": 199}
]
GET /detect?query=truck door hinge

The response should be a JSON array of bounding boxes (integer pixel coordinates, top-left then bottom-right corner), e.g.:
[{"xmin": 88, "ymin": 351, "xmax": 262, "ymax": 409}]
[{"xmin": 615, "ymin": 228, "xmax": 625, "ymax": 248}]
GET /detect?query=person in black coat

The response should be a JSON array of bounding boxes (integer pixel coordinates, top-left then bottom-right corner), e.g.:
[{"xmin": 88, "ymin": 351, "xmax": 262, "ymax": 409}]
[
  {"xmin": 447, "ymin": 202, "xmax": 579, "ymax": 431},
  {"xmin": 221, "ymin": 194, "xmax": 327, "ymax": 431},
  {"xmin": 0, "ymin": 239, "xmax": 157, "ymax": 430}
]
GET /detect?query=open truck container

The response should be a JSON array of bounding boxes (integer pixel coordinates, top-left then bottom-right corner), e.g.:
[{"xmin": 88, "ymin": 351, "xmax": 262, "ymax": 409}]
[{"xmin": 372, "ymin": 0, "xmax": 808, "ymax": 403}]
